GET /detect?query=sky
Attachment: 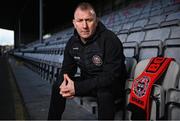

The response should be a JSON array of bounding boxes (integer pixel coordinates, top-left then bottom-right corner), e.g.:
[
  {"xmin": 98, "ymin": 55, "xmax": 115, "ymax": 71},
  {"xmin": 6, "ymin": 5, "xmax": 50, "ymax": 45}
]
[{"xmin": 0, "ymin": 28, "xmax": 14, "ymax": 46}]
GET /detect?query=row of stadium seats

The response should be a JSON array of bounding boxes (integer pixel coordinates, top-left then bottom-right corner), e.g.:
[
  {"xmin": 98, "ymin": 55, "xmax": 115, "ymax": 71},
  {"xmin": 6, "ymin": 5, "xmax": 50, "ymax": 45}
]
[
  {"xmin": 108, "ymin": 10, "xmax": 180, "ymax": 34},
  {"xmin": 117, "ymin": 26, "xmax": 180, "ymax": 42},
  {"xmin": 103, "ymin": 0, "xmax": 179, "ymax": 32},
  {"xmin": 123, "ymin": 38, "xmax": 180, "ymax": 63}
]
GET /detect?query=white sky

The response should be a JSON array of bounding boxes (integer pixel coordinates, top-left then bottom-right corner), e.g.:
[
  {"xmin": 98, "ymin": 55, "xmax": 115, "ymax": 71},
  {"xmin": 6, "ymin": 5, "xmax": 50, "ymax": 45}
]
[{"xmin": 0, "ymin": 28, "xmax": 14, "ymax": 46}]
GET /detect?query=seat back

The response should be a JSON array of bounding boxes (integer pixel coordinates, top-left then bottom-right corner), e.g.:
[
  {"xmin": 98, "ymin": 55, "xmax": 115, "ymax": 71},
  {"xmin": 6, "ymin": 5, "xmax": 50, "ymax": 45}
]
[
  {"xmin": 166, "ymin": 88, "xmax": 180, "ymax": 120},
  {"xmin": 124, "ymin": 57, "xmax": 137, "ymax": 120},
  {"xmin": 138, "ymin": 40, "xmax": 163, "ymax": 61},
  {"xmin": 163, "ymin": 38, "xmax": 180, "ymax": 64},
  {"xmin": 117, "ymin": 33, "xmax": 128, "ymax": 42},
  {"xmin": 126, "ymin": 31, "xmax": 145, "ymax": 43},
  {"xmin": 125, "ymin": 57, "xmax": 137, "ymax": 79},
  {"xmin": 123, "ymin": 41, "xmax": 139, "ymax": 58},
  {"xmin": 145, "ymin": 28, "xmax": 170, "ymax": 42}
]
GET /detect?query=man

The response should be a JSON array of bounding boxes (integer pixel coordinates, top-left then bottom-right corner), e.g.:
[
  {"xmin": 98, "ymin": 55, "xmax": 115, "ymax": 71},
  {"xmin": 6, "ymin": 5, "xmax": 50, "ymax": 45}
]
[{"xmin": 48, "ymin": 2, "xmax": 127, "ymax": 120}]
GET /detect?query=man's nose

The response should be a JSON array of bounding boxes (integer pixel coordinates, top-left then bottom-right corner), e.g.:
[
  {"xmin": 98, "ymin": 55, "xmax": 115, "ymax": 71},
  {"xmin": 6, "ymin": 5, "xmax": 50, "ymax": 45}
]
[{"xmin": 82, "ymin": 20, "xmax": 88, "ymax": 28}]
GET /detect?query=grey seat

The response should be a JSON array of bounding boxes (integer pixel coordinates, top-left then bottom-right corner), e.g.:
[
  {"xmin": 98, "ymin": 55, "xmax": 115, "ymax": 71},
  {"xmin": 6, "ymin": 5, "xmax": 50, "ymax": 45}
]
[
  {"xmin": 162, "ymin": 0, "xmax": 175, "ymax": 7},
  {"xmin": 161, "ymin": 11, "xmax": 180, "ymax": 27},
  {"xmin": 150, "ymin": 8, "xmax": 163, "ymax": 17},
  {"xmin": 126, "ymin": 31, "xmax": 145, "ymax": 43},
  {"xmin": 138, "ymin": 40, "xmax": 163, "ymax": 61},
  {"xmin": 123, "ymin": 41, "xmax": 139, "ymax": 58},
  {"xmin": 164, "ymin": 4, "xmax": 180, "ymax": 14},
  {"xmin": 117, "ymin": 33, "xmax": 128, "ymax": 42},
  {"xmin": 112, "ymin": 24, "xmax": 123, "ymax": 34},
  {"xmin": 128, "ymin": 15, "xmax": 139, "ymax": 22},
  {"xmin": 124, "ymin": 57, "xmax": 137, "ymax": 120},
  {"xmin": 139, "ymin": 12, "xmax": 150, "ymax": 19},
  {"xmin": 125, "ymin": 57, "xmax": 137, "ymax": 79},
  {"xmin": 119, "ymin": 22, "xmax": 134, "ymax": 34},
  {"xmin": 169, "ymin": 26, "xmax": 180, "ymax": 39},
  {"xmin": 130, "ymin": 18, "xmax": 148, "ymax": 32},
  {"xmin": 166, "ymin": 88, "xmax": 180, "ymax": 120},
  {"xmin": 144, "ymin": 15, "xmax": 166, "ymax": 30},
  {"xmin": 163, "ymin": 38, "xmax": 180, "ymax": 64},
  {"xmin": 144, "ymin": 27, "xmax": 170, "ymax": 41}
]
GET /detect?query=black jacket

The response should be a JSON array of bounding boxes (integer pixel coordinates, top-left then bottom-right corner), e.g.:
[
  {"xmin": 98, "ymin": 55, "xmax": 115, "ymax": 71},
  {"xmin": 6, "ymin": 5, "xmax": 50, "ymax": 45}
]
[{"xmin": 60, "ymin": 22, "xmax": 127, "ymax": 97}]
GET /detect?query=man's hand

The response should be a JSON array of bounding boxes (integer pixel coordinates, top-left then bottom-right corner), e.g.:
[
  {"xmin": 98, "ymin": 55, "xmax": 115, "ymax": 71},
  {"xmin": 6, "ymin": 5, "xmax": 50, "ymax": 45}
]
[{"xmin": 59, "ymin": 74, "xmax": 75, "ymax": 98}]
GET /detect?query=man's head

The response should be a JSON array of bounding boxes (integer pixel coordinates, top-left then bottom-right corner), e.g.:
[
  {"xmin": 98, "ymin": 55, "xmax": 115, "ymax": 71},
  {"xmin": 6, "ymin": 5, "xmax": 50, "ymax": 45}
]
[{"xmin": 73, "ymin": 2, "xmax": 98, "ymax": 41}]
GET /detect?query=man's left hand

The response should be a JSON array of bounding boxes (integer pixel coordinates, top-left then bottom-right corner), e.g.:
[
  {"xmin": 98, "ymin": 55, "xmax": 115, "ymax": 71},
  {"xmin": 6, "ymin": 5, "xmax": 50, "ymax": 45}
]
[{"xmin": 60, "ymin": 74, "xmax": 75, "ymax": 98}]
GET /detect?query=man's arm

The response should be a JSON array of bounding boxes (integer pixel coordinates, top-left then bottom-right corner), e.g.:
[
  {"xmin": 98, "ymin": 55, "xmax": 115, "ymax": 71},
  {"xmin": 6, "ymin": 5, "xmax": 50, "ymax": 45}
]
[{"xmin": 58, "ymin": 38, "xmax": 77, "ymax": 86}]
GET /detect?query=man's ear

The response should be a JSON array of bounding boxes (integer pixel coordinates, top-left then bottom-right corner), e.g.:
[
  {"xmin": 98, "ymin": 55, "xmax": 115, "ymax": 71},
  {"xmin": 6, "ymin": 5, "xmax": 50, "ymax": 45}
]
[{"xmin": 72, "ymin": 19, "xmax": 76, "ymax": 29}]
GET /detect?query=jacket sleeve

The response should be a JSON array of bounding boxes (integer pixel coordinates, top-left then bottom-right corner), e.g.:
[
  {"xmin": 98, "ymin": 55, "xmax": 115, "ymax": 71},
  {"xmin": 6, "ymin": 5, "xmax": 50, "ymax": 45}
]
[
  {"xmin": 58, "ymin": 38, "xmax": 77, "ymax": 84},
  {"xmin": 74, "ymin": 32, "xmax": 127, "ymax": 96}
]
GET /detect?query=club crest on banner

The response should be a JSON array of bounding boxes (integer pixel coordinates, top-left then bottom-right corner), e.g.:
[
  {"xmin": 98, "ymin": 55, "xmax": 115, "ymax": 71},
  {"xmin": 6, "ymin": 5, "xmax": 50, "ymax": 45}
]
[{"xmin": 133, "ymin": 76, "xmax": 150, "ymax": 97}]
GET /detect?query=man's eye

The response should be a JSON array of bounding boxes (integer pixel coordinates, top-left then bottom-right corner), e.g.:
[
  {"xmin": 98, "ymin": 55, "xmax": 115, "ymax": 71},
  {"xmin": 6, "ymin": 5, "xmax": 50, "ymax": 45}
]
[
  {"xmin": 77, "ymin": 20, "xmax": 83, "ymax": 22},
  {"xmin": 87, "ymin": 19, "xmax": 93, "ymax": 22}
]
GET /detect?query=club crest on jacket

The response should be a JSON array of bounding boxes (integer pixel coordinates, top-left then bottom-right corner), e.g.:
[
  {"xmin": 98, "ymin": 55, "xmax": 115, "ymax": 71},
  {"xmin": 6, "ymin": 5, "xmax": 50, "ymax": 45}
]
[{"xmin": 92, "ymin": 55, "xmax": 102, "ymax": 66}]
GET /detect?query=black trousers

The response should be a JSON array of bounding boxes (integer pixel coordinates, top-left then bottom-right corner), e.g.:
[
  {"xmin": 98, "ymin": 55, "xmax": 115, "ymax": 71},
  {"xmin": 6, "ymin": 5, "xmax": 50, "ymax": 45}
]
[{"xmin": 48, "ymin": 82, "xmax": 115, "ymax": 120}]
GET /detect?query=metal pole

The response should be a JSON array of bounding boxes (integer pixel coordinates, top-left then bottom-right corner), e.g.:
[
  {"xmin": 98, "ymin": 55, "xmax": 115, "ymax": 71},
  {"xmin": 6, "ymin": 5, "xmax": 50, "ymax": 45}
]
[
  {"xmin": 39, "ymin": 0, "xmax": 43, "ymax": 43},
  {"xmin": 18, "ymin": 18, "xmax": 21, "ymax": 46}
]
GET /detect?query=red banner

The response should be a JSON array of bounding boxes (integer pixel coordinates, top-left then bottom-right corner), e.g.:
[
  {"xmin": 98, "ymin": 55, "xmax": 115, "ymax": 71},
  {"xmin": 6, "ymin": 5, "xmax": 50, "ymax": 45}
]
[{"xmin": 129, "ymin": 57, "xmax": 174, "ymax": 120}]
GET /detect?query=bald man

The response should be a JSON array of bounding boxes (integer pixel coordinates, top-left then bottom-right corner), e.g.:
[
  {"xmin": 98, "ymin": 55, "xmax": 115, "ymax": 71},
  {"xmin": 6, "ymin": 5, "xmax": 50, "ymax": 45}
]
[{"xmin": 48, "ymin": 2, "xmax": 127, "ymax": 120}]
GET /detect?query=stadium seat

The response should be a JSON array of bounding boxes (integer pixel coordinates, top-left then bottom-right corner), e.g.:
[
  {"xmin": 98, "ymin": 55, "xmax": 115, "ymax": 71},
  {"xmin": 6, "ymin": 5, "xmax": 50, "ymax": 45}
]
[
  {"xmin": 117, "ymin": 33, "xmax": 128, "ymax": 42},
  {"xmin": 138, "ymin": 40, "xmax": 163, "ymax": 61},
  {"xmin": 139, "ymin": 12, "xmax": 150, "ymax": 19},
  {"xmin": 162, "ymin": 0, "xmax": 175, "ymax": 7},
  {"xmin": 164, "ymin": 4, "xmax": 180, "ymax": 14},
  {"xmin": 144, "ymin": 15, "xmax": 166, "ymax": 30},
  {"xmin": 161, "ymin": 11, "xmax": 180, "ymax": 27},
  {"xmin": 166, "ymin": 88, "xmax": 180, "ymax": 120},
  {"xmin": 128, "ymin": 15, "xmax": 139, "ymax": 23},
  {"xmin": 126, "ymin": 31, "xmax": 145, "ymax": 43},
  {"xmin": 130, "ymin": 18, "xmax": 148, "ymax": 32},
  {"xmin": 125, "ymin": 57, "xmax": 137, "ymax": 80},
  {"xmin": 123, "ymin": 41, "xmax": 139, "ymax": 59},
  {"xmin": 150, "ymin": 8, "xmax": 163, "ymax": 17},
  {"xmin": 170, "ymin": 26, "xmax": 180, "ymax": 39},
  {"xmin": 144, "ymin": 27, "xmax": 170, "ymax": 41},
  {"xmin": 163, "ymin": 38, "xmax": 180, "ymax": 64},
  {"xmin": 119, "ymin": 22, "xmax": 134, "ymax": 34}
]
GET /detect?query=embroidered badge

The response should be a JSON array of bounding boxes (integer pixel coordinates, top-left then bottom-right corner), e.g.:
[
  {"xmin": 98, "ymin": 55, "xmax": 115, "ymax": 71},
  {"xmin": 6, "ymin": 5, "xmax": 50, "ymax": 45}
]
[
  {"xmin": 92, "ymin": 55, "xmax": 102, "ymax": 66},
  {"xmin": 133, "ymin": 76, "xmax": 150, "ymax": 97}
]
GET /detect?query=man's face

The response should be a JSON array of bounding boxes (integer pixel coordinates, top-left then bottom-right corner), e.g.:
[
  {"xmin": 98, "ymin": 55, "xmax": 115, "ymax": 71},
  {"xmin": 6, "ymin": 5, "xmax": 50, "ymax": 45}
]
[{"xmin": 73, "ymin": 8, "xmax": 97, "ymax": 41}]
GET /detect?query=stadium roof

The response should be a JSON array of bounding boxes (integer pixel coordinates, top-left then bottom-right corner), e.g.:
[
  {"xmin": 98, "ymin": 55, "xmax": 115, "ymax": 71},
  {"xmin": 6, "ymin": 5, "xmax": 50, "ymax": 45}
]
[{"xmin": 0, "ymin": 0, "xmax": 97, "ymax": 32}]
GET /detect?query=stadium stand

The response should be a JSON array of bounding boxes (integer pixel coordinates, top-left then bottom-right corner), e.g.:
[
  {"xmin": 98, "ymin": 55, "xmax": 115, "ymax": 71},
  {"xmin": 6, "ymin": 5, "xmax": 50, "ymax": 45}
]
[{"xmin": 12, "ymin": 0, "xmax": 180, "ymax": 119}]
